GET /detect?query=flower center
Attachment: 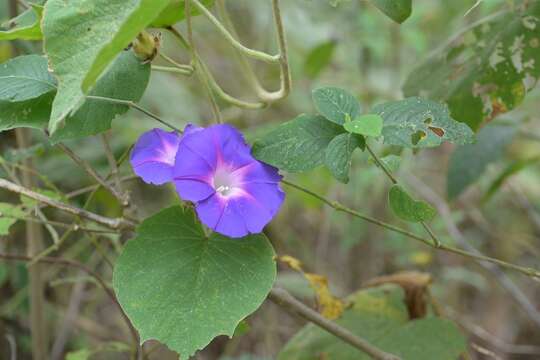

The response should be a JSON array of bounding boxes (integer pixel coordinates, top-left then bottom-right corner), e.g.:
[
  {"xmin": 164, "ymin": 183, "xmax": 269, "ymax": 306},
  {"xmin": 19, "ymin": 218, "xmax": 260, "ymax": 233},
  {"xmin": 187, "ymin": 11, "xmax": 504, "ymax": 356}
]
[{"xmin": 213, "ymin": 167, "xmax": 239, "ymax": 197}]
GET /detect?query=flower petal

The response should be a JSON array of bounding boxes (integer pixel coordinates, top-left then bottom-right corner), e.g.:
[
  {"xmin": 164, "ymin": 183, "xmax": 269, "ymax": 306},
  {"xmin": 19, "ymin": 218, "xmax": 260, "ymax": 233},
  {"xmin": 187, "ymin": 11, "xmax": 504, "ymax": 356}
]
[
  {"xmin": 174, "ymin": 178, "xmax": 215, "ymax": 202},
  {"xmin": 209, "ymin": 124, "xmax": 252, "ymax": 170},
  {"xmin": 236, "ymin": 183, "xmax": 285, "ymax": 233},
  {"xmin": 235, "ymin": 161, "xmax": 282, "ymax": 184},
  {"xmin": 196, "ymin": 195, "xmax": 249, "ymax": 238},
  {"xmin": 130, "ymin": 129, "xmax": 181, "ymax": 185}
]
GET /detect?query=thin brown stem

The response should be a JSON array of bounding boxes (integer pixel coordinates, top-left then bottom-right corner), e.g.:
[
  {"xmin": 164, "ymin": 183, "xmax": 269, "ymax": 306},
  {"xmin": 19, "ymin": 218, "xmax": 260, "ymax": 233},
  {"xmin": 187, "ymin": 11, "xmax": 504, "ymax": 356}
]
[
  {"xmin": 281, "ymin": 179, "xmax": 540, "ymax": 279},
  {"xmin": 101, "ymin": 132, "xmax": 127, "ymax": 205},
  {"xmin": 0, "ymin": 178, "xmax": 135, "ymax": 230},
  {"xmin": 268, "ymin": 288, "xmax": 401, "ymax": 360},
  {"xmin": 86, "ymin": 95, "xmax": 183, "ymax": 132}
]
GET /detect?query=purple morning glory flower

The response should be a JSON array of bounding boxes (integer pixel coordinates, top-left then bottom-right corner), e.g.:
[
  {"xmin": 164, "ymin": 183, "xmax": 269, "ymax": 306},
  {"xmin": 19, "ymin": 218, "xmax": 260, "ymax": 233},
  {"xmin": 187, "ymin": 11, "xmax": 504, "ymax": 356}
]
[
  {"xmin": 130, "ymin": 128, "xmax": 181, "ymax": 185},
  {"xmin": 173, "ymin": 124, "xmax": 285, "ymax": 238}
]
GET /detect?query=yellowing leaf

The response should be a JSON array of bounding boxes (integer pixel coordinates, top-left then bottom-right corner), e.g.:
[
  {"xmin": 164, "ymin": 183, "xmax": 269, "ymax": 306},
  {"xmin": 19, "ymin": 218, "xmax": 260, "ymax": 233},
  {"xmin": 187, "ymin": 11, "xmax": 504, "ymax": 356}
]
[
  {"xmin": 279, "ymin": 255, "xmax": 344, "ymax": 319},
  {"xmin": 305, "ymin": 273, "xmax": 344, "ymax": 320}
]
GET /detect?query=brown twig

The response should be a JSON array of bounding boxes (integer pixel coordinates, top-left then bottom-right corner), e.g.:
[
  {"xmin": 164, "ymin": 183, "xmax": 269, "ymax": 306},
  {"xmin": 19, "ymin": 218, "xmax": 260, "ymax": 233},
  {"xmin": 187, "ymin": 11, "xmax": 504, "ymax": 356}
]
[
  {"xmin": 268, "ymin": 288, "xmax": 401, "ymax": 360},
  {"xmin": 0, "ymin": 178, "xmax": 135, "ymax": 230}
]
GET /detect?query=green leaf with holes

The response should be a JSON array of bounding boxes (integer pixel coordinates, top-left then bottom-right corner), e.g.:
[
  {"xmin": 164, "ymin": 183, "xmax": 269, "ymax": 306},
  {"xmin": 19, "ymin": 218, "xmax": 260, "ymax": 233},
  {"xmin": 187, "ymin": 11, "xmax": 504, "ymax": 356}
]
[
  {"xmin": 0, "ymin": 4, "xmax": 43, "ymax": 41},
  {"xmin": 312, "ymin": 87, "xmax": 361, "ymax": 125},
  {"xmin": 42, "ymin": 0, "xmax": 169, "ymax": 134},
  {"xmin": 252, "ymin": 114, "xmax": 344, "ymax": 172},
  {"xmin": 151, "ymin": 0, "xmax": 215, "ymax": 27},
  {"xmin": 279, "ymin": 284, "xmax": 466, "ymax": 360},
  {"xmin": 388, "ymin": 185, "xmax": 436, "ymax": 223},
  {"xmin": 370, "ymin": 0, "xmax": 412, "ymax": 24},
  {"xmin": 344, "ymin": 114, "xmax": 383, "ymax": 137},
  {"xmin": 373, "ymin": 97, "xmax": 474, "ymax": 148},
  {"xmin": 325, "ymin": 133, "xmax": 364, "ymax": 183},
  {"xmin": 113, "ymin": 206, "xmax": 276, "ymax": 358},
  {"xmin": 0, "ymin": 203, "xmax": 26, "ymax": 235},
  {"xmin": 0, "ymin": 55, "xmax": 56, "ymax": 131},
  {"xmin": 403, "ymin": 3, "xmax": 540, "ymax": 131}
]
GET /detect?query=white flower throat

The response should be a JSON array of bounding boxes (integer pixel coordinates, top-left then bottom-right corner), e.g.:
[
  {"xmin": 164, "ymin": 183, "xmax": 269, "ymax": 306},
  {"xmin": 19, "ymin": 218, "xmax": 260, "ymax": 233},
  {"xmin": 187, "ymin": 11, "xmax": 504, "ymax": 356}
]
[{"xmin": 213, "ymin": 168, "xmax": 239, "ymax": 196}]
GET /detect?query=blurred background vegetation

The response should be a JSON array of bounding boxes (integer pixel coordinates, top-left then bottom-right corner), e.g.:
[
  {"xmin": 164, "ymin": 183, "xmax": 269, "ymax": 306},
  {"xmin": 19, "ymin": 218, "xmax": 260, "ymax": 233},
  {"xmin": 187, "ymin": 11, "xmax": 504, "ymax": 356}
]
[{"xmin": 1, "ymin": 0, "xmax": 539, "ymax": 359}]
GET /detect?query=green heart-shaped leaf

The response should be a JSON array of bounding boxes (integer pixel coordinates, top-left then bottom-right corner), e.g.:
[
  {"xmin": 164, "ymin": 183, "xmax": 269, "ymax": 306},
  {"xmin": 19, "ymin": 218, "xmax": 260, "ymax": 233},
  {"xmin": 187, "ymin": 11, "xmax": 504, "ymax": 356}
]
[{"xmin": 113, "ymin": 206, "xmax": 276, "ymax": 357}]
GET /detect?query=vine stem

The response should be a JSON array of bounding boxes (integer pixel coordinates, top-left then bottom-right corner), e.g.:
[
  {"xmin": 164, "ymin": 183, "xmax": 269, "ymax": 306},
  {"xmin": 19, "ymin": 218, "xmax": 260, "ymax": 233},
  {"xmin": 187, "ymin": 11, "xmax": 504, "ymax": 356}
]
[
  {"xmin": 185, "ymin": 0, "xmax": 223, "ymax": 123},
  {"xmin": 151, "ymin": 65, "xmax": 193, "ymax": 76},
  {"xmin": 0, "ymin": 178, "xmax": 135, "ymax": 230},
  {"xmin": 0, "ymin": 253, "xmax": 140, "ymax": 356},
  {"xmin": 366, "ymin": 143, "xmax": 441, "ymax": 247},
  {"xmin": 281, "ymin": 179, "xmax": 540, "ymax": 279},
  {"xmin": 215, "ymin": 0, "xmax": 291, "ymax": 103},
  {"xmin": 191, "ymin": 0, "xmax": 280, "ymax": 64},
  {"xmin": 268, "ymin": 288, "xmax": 401, "ymax": 360},
  {"xmin": 85, "ymin": 95, "xmax": 183, "ymax": 132}
]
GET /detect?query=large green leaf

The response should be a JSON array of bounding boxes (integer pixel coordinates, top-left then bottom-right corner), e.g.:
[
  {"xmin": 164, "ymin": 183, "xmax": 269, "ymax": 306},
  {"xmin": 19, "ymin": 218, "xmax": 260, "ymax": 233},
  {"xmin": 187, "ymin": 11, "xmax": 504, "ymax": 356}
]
[
  {"xmin": 0, "ymin": 55, "xmax": 56, "ymax": 131},
  {"xmin": 278, "ymin": 284, "xmax": 466, "ymax": 360},
  {"xmin": 373, "ymin": 97, "xmax": 474, "ymax": 148},
  {"xmin": 324, "ymin": 133, "xmax": 364, "ymax": 183},
  {"xmin": 403, "ymin": 3, "xmax": 540, "ymax": 131},
  {"xmin": 0, "ymin": 55, "xmax": 56, "ymax": 102},
  {"xmin": 51, "ymin": 51, "xmax": 151, "ymax": 142},
  {"xmin": 312, "ymin": 87, "xmax": 361, "ymax": 125},
  {"xmin": 151, "ymin": 0, "xmax": 215, "ymax": 27},
  {"xmin": 447, "ymin": 124, "xmax": 516, "ymax": 199},
  {"xmin": 252, "ymin": 114, "xmax": 344, "ymax": 172},
  {"xmin": 0, "ymin": 4, "xmax": 43, "ymax": 41},
  {"xmin": 370, "ymin": 0, "xmax": 412, "ymax": 24},
  {"xmin": 0, "ymin": 51, "xmax": 150, "ymax": 136},
  {"xmin": 388, "ymin": 185, "xmax": 436, "ymax": 223},
  {"xmin": 113, "ymin": 206, "xmax": 276, "ymax": 357},
  {"xmin": 42, "ymin": 0, "xmax": 169, "ymax": 134}
]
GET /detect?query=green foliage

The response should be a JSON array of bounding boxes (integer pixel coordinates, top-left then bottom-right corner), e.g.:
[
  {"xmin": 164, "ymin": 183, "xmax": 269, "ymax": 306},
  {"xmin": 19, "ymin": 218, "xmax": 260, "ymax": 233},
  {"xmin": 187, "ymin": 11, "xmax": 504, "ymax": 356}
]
[
  {"xmin": 312, "ymin": 87, "xmax": 361, "ymax": 125},
  {"xmin": 113, "ymin": 206, "xmax": 276, "ymax": 358},
  {"xmin": 325, "ymin": 133, "xmax": 364, "ymax": 183},
  {"xmin": 304, "ymin": 40, "xmax": 337, "ymax": 79},
  {"xmin": 252, "ymin": 114, "xmax": 344, "ymax": 172},
  {"xmin": 0, "ymin": 55, "xmax": 56, "ymax": 101},
  {"xmin": 344, "ymin": 114, "xmax": 383, "ymax": 137},
  {"xmin": 0, "ymin": 202, "xmax": 26, "ymax": 235},
  {"xmin": 51, "ymin": 51, "xmax": 151, "ymax": 142},
  {"xmin": 447, "ymin": 124, "xmax": 516, "ymax": 199},
  {"xmin": 483, "ymin": 156, "xmax": 540, "ymax": 203},
  {"xmin": 388, "ymin": 185, "xmax": 436, "ymax": 223},
  {"xmin": 373, "ymin": 97, "xmax": 474, "ymax": 148},
  {"xmin": 42, "ymin": 0, "xmax": 169, "ymax": 134},
  {"xmin": 151, "ymin": 0, "xmax": 215, "ymax": 27},
  {"xmin": 0, "ymin": 55, "xmax": 56, "ymax": 131},
  {"xmin": 278, "ymin": 284, "xmax": 466, "ymax": 360},
  {"xmin": 370, "ymin": 0, "xmax": 412, "ymax": 24},
  {"xmin": 0, "ymin": 51, "xmax": 150, "ymax": 137},
  {"xmin": 404, "ymin": 3, "xmax": 540, "ymax": 131},
  {"xmin": 0, "ymin": 4, "xmax": 43, "ymax": 41}
]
